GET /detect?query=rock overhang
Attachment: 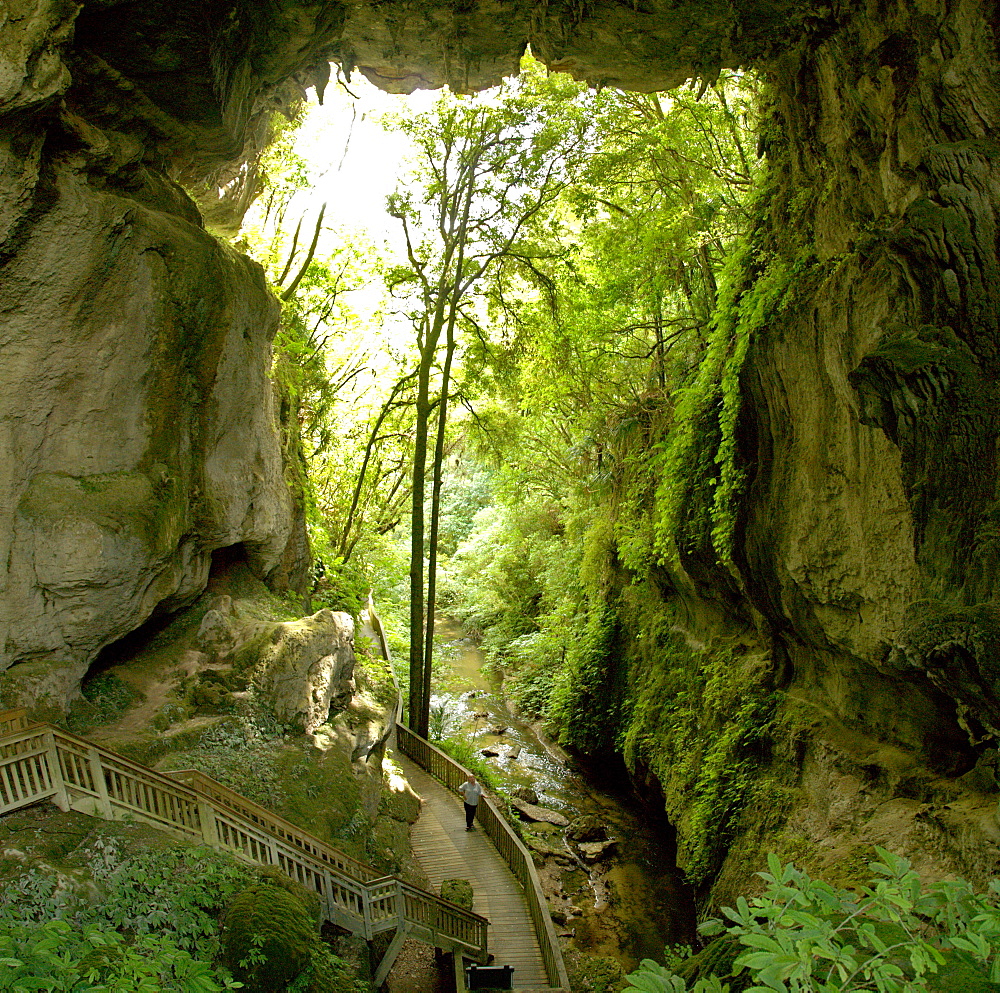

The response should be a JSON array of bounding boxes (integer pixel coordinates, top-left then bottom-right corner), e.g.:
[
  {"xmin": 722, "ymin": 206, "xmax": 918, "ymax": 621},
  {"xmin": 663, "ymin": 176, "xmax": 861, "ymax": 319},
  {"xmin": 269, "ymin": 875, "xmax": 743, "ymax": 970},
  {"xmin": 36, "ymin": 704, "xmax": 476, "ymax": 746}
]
[{"xmin": 52, "ymin": 0, "xmax": 830, "ymax": 229}]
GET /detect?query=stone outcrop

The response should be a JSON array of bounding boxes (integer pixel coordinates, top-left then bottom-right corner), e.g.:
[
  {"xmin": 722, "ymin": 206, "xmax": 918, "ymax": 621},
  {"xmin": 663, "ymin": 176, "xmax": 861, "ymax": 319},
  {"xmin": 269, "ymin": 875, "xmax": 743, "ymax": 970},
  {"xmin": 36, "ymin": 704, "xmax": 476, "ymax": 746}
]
[
  {"xmin": 511, "ymin": 798, "xmax": 570, "ymax": 827},
  {"xmin": 251, "ymin": 609, "xmax": 356, "ymax": 732},
  {"xmin": 0, "ymin": 179, "xmax": 294, "ymax": 697}
]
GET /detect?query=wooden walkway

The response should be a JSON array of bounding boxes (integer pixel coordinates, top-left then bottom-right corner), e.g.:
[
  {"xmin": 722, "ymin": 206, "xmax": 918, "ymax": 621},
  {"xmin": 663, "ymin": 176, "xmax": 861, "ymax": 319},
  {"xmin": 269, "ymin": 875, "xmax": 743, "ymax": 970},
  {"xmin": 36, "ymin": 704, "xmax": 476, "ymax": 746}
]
[{"xmin": 397, "ymin": 754, "xmax": 549, "ymax": 989}]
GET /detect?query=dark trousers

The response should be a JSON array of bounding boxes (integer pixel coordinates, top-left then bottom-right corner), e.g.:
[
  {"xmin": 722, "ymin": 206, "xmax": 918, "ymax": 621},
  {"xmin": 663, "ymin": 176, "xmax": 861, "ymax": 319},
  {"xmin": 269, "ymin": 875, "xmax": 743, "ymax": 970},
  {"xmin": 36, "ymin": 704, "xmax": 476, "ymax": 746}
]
[{"xmin": 464, "ymin": 802, "xmax": 477, "ymax": 828}]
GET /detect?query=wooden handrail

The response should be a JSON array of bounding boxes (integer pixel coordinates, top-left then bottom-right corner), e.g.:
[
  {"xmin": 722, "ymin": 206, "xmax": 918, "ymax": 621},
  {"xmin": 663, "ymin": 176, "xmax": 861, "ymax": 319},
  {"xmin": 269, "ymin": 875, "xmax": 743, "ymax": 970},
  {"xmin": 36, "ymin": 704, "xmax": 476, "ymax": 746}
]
[
  {"xmin": 396, "ymin": 723, "xmax": 571, "ymax": 991},
  {"xmin": 163, "ymin": 768, "xmax": 382, "ymax": 882},
  {"xmin": 0, "ymin": 710, "xmax": 488, "ymax": 965},
  {"xmin": 360, "ymin": 599, "xmax": 568, "ymax": 990},
  {"xmin": 0, "ymin": 708, "xmax": 30, "ymax": 737}
]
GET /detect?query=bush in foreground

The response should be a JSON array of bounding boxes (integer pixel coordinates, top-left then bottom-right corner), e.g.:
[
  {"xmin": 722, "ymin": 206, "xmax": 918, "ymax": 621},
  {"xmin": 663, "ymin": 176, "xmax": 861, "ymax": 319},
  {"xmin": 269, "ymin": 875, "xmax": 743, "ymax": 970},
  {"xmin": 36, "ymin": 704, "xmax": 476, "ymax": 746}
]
[{"xmin": 625, "ymin": 849, "xmax": 1000, "ymax": 992}]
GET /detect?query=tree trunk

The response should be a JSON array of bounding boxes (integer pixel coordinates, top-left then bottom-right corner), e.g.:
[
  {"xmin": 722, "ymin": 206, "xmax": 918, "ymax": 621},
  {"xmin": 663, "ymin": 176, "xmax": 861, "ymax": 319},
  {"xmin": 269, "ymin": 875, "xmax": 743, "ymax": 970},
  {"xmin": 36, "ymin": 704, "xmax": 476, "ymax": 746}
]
[
  {"xmin": 422, "ymin": 320, "xmax": 458, "ymax": 733},
  {"xmin": 407, "ymin": 353, "xmax": 433, "ymax": 736}
]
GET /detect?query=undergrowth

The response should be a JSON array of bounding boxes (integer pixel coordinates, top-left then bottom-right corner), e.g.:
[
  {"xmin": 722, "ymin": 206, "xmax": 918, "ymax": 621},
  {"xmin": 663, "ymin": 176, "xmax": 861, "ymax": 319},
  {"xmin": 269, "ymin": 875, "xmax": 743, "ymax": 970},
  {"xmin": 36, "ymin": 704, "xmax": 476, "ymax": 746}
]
[
  {"xmin": 626, "ymin": 851, "xmax": 1000, "ymax": 992},
  {"xmin": 0, "ymin": 838, "xmax": 251, "ymax": 992},
  {"xmin": 159, "ymin": 706, "xmax": 290, "ymax": 809}
]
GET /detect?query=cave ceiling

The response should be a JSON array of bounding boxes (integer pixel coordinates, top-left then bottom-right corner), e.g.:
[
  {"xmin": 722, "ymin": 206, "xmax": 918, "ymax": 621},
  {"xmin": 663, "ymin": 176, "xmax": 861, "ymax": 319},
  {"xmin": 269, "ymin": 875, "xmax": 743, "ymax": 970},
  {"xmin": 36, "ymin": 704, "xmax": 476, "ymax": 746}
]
[{"xmin": 54, "ymin": 0, "xmax": 829, "ymax": 226}]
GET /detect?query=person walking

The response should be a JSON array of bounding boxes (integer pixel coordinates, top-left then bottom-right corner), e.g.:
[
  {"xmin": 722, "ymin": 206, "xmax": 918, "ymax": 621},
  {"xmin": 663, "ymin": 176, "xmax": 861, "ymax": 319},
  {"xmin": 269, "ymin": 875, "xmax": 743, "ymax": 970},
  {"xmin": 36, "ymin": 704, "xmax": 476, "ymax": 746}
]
[{"xmin": 459, "ymin": 772, "xmax": 482, "ymax": 831}]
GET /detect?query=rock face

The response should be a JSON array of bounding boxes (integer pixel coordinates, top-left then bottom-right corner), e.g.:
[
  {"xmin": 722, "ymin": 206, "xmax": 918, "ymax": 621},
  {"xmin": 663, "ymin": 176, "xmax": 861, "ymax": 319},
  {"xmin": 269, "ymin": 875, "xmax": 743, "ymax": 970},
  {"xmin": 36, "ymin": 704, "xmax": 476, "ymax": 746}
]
[
  {"xmin": 252, "ymin": 610, "xmax": 356, "ymax": 733},
  {"xmin": 0, "ymin": 1, "xmax": 312, "ymax": 704},
  {"xmin": 0, "ymin": 180, "xmax": 294, "ymax": 696}
]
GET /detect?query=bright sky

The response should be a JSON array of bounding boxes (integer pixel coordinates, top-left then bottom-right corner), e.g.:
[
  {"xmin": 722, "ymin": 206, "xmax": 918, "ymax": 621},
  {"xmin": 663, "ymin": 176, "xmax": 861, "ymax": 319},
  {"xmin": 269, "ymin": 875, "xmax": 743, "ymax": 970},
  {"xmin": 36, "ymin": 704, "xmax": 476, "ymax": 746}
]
[
  {"xmin": 285, "ymin": 76, "xmax": 440, "ymax": 249},
  {"xmin": 236, "ymin": 76, "xmax": 442, "ymax": 367},
  {"xmin": 239, "ymin": 71, "xmax": 506, "ymax": 391}
]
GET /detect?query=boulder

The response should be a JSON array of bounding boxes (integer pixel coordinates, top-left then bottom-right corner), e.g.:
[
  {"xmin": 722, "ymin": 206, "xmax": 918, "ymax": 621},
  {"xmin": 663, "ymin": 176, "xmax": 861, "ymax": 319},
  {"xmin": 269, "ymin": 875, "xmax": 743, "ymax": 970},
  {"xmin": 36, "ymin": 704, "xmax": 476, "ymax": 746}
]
[
  {"xmin": 523, "ymin": 834, "xmax": 575, "ymax": 865},
  {"xmin": 512, "ymin": 786, "xmax": 539, "ymax": 804},
  {"xmin": 578, "ymin": 839, "xmax": 618, "ymax": 863},
  {"xmin": 510, "ymin": 798, "xmax": 569, "ymax": 827},
  {"xmin": 196, "ymin": 605, "xmax": 237, "ymax": 659},
  {"xmin": 441, "ymin": 879, "xmax": 474, "ymax": 911},
  {"xmin": 567, "ymin": 815, "xmax": 607, "ymax": 843},
  {"xmin": 252, "ymin": 610, "xmax": 355, "ymax": 732}
]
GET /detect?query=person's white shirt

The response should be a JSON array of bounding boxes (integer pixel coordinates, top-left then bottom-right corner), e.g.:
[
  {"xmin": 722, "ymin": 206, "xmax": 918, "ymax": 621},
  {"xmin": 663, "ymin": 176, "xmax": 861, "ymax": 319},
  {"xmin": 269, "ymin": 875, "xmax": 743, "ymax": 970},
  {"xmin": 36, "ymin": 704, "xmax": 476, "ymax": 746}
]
[{"xmin": 459, "ymin": 779, "xmax": 483, "ymax": 805}]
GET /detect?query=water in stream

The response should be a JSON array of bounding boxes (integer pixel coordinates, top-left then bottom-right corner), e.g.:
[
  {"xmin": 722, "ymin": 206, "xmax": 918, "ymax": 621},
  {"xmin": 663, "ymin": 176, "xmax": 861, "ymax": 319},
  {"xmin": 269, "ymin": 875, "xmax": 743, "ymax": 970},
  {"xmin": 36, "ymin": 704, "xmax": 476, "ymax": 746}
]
[{"xmin": 429, "ymin": 617, "xmax": 696, "ymax": 973}]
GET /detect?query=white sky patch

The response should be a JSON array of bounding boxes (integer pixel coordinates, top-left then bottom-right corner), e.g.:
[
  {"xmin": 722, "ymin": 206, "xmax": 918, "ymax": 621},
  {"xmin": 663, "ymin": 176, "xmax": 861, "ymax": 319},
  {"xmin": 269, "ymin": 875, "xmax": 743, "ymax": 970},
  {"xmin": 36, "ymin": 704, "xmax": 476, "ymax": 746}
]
[{"xmin": 290, "ymin": 76, "xmax": 440, "ymax": 249}]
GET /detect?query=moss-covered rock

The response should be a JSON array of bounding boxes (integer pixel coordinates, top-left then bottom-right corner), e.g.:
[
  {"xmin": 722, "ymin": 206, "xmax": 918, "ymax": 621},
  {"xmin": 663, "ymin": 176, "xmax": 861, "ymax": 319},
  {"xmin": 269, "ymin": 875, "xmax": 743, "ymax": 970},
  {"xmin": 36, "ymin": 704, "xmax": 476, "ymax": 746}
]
[
  {"xmin": 250, "ymin": 610, "xmax": 357, "ymax": 732},
  {"xmin": 440, "ymin": 878, "xmax": 473, "ymax": 911},
  {"xmin": 223, "ymin": 884, "xmax": 315, "ymax": 992}
]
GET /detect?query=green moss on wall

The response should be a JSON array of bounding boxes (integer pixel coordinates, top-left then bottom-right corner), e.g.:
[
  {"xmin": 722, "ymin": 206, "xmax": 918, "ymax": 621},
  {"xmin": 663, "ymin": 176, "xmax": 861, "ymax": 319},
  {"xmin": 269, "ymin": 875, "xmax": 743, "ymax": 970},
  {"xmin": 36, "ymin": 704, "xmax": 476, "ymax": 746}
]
[{"xmin": 613, "ymin": 586, "xmax": 778, "ymax": 887}]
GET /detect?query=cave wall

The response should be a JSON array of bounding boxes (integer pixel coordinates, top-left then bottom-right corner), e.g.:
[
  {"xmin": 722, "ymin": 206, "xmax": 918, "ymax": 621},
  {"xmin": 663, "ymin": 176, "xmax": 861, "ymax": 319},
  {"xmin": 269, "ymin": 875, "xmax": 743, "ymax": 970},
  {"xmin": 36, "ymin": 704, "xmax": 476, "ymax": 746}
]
[
  {"xmin": 738, "ymin": 0, "xmax": 1000, "ymax": 749},
  {"xmin": 0, "ymin": 0, "xmax": 834, "ymax": 706},
  {"xmin": 1, "ymin": 0, "xmax": 301, "ymax": 706}
]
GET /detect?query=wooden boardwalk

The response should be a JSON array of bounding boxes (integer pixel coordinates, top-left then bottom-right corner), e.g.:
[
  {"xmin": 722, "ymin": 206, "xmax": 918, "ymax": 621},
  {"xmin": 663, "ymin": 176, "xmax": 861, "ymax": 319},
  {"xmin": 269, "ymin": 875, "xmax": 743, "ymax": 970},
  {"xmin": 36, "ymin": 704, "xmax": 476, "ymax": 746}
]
[{"xmin": 396, "ymin": 754, "xmax": 549, "ymax": 989}]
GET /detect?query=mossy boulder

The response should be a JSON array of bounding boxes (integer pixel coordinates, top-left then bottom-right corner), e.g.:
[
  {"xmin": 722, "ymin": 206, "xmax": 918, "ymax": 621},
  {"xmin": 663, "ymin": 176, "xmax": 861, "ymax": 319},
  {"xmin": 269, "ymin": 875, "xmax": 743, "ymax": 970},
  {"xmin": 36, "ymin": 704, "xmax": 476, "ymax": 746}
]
[
  {"xmin": 250, "ymin": 610, "xmax": 356, "ymax": 732},
  {"xmin": 441, "ymin": 878, "xmax": 473, "ymax": 911},
  {"xmin": 565, "ymin": 950, "xmax": 625, "ymax": 993},
  {"xmin": 222, "ymin": 883, "xmax": 315, "ymax": 992},
  {"xmin": 252, "ymin": 865, "xmax": 323, "ymax": 925}
]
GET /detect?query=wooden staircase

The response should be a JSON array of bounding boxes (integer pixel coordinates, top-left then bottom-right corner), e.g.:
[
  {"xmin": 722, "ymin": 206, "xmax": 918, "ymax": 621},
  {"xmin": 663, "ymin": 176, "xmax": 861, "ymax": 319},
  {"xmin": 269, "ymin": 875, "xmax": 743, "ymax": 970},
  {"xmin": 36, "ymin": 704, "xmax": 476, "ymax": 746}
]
[{"xmin": 0, "ymin": 708, "xmax": 488, "ymax": 984}]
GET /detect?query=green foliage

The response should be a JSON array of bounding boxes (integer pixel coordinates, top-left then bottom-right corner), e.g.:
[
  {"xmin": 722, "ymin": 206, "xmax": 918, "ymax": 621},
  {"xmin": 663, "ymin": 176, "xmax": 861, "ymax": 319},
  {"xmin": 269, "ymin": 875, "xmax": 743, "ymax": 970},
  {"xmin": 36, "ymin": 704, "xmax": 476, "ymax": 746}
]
[
  {"xmin": 304, "ymin": 945, "xmax": 370, "ymax": 993},
  {"xmin": 160, "ymin": 709, "xmax": 290, "ymax": 809},
  {"xmin": 617, "ymin": 589, "xmax": 777, "ymax": 886},
  {"xmin": 0, "ymin": 839, "xmax": 252, "ymax": 993},
  {"xmin": 548, "ymin": 601, "xmax": 624, "ymax": 754},
  {"xmin": 312, "ymin": 555, "xmax": 369, "ymax": 618},
  {"xmin": 434, "ymin": 736, "xmax": 496, "ymax": 789},
  {"xmin": 647, "ymin": 207, "xmax": 817, "ymax": 576},
  {"xmin": 626, "ymin": 851, "xmax": 1000, "ymax": 992},
  {"xmin": 429, "ymin": 696, "xmax": 462, "ymax": 741},
  {"xmin": 87, "ymin": 840, "xmax": 252, "ymax": 958},
  {"xmin": 440, "ymin": 878, "xmax": 474, "ymax": 911},
  {"xmin": 567, "ymin": 950, "xmax": 627, "ymax": 993},
  {"xmin": 0, "ymin": 919, "xmax": 241, "ymax": 993},
  {"xmin": 68, "ymin": 671, "xmax": 143, "ymax": 732}
]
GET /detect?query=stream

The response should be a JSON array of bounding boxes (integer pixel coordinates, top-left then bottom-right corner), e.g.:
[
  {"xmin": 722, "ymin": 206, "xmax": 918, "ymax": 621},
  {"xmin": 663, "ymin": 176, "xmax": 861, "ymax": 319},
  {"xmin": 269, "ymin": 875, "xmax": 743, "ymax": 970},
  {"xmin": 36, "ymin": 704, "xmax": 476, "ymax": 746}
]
[{"xmin": 429, "ymin": 617, "xmax": 696, "ymax": 973}]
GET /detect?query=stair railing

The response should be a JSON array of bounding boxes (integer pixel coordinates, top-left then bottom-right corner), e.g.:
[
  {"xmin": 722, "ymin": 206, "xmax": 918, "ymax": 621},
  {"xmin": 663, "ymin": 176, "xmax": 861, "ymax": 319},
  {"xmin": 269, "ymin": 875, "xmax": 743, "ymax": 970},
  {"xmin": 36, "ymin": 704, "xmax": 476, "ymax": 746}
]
[
  {"xmin": 363, "ymin": 598, "xmax": 569, "ymax": 991},
  {"xmin": 395, "ymin": 724, "xmax": 571, "ymax": 991},
  {"xmin": 0, "ymin": 709, "xmax": 488, "ymax": 974}
]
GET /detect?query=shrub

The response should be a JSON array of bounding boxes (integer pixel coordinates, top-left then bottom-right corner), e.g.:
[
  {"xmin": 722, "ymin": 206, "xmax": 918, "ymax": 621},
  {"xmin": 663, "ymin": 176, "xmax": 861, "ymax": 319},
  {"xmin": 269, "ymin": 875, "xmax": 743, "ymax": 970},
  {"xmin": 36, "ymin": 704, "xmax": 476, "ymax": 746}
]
[
  {"xmin": 436, "ymin": 736, "xmax": 497, "ymax": 788},
  {"xmin": 624, "ymin": 850, "xmax": 1000, "ymax": 992},
  {"xmin": 0, "ymin": 919, "xmax": 241, "ymax": 993},
  {"xmin": 0, "ymin": 837, "xmax": 251, "ymax": 992}
]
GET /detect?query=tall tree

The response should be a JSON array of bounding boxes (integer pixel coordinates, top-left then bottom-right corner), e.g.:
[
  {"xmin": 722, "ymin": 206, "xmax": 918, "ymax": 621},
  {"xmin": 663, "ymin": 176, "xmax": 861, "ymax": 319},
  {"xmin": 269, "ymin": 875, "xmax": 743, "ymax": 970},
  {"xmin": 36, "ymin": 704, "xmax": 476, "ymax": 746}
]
[{"xmin": 384, "ymin": 59, "xmax": 595, "ymax": 735}]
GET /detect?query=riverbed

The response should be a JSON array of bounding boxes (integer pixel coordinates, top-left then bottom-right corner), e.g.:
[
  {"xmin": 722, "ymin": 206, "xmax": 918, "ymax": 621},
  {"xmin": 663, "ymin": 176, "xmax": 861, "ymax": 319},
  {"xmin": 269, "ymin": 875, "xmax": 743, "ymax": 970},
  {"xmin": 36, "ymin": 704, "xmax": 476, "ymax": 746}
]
[{"xmin": 429, "ymin": 617, "xmax": 696, "ymax": 973}]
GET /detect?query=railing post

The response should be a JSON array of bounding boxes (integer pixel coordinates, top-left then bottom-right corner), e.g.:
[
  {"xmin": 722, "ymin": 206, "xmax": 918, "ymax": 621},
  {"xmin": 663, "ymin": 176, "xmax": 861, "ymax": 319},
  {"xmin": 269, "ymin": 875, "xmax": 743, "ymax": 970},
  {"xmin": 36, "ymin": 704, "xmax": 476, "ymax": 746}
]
[
  {"xmin": 41, "ymin": 731, "xmax": 70, "ymax": 811},
  {"xmin": 198, "ymin": 800, "xmax": 220, "ymax": 846},
  {"xmin": 362, "ymin": 882, "xmax": 374, "ymax": 940},
  {"xmin": 86, "ymin": 746, "xmax": 114, "ymax": 817}
]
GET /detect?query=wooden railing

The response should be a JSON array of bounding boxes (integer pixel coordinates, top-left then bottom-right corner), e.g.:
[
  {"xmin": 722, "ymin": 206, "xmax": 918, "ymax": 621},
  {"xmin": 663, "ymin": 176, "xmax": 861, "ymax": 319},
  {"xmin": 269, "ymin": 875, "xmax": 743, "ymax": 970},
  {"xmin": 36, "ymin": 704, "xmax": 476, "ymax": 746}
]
[
  {"xmin": 0, "ymin": 710, "xmax": 488, "ymax": 972},
  {"xmin": 396, "ymin": 723, "xmax": 571, "ymax": 991},
  {"xmin": 164, "ymin": 768, "xmax": 383, "ymax": 882}
]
